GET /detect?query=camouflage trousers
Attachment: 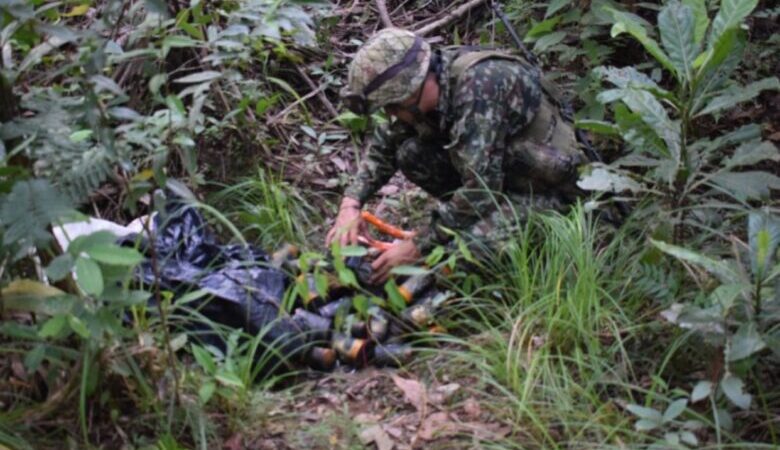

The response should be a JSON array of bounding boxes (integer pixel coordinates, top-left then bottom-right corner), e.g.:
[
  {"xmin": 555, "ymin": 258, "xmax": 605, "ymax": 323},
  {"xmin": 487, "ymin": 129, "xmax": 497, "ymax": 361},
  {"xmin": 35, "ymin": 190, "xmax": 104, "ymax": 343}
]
[{"xmin": 396, "ymin": 137, "xmax": 570, "ymax": 257}]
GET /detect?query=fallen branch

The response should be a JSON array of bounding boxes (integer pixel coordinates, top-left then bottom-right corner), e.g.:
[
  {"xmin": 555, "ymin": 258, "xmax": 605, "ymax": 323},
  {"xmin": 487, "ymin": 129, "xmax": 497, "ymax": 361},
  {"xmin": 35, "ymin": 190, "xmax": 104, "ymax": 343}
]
[
  {"xmin": 296, "ymin": 66, "xmax": 340, "ymax": 120},
  {"xmin": 375, "ymin": 0, "xmax": 394, "ymax": 28},
  {"xmin": 414, "ymin": 0, "xmax": 488, "ymax": 36}
]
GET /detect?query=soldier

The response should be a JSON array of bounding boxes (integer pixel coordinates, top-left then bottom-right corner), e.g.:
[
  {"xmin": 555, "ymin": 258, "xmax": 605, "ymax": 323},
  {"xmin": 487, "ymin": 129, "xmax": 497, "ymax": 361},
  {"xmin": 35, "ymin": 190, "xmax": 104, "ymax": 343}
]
[{"xmin": 326, "ymin": 28, "xmax": 587, "ymax": 283}]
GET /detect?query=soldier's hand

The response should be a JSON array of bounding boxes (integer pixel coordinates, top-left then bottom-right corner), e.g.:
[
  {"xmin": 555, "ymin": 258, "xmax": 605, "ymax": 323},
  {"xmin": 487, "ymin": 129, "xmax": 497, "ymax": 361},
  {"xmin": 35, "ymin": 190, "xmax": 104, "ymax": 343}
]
[
  {"xmin": 369, "ymin": 240, "xmax": 421, "ymax": 284},
  {"xmin": 325, "ymin": 197, "xmax": 365, "ymax": 247}
]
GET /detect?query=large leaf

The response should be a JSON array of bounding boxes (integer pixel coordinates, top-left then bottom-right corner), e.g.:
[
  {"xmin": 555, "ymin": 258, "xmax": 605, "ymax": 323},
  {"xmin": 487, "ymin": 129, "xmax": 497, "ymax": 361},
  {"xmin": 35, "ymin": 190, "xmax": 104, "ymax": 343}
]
[
  {"xmin": 682, "ymin": 0, "xmax": 710, "ymax": 44},
  {"xmin": 75, "ymin": 257, "xmax": 104, "ymax": 297},
  {"xmin": 727, "ymin": 322, "xmax": 766, "ymax": 362},
  {"xmin": 0, "ymin": 179, "xmax": 74, "ymax": 247},
  {"xmin": 659, "ymin": 1, "xmax": 699, "ymax": 84},
  {"xmin": 696, "ymin": 77, "xmax": 780, "ymax": 117},
  {"xmin": 594, "ymin": 66, "xmax": 674, "ymax": 101},
  {"xmin": 577, "ymin": 166, "xmax": 642, "ymax": 193},
  {"xmin": 651, "ymin": 239, "xmax": 740, "ymax": 284},
  {"xmin": 720, "ymin": 374, "xmax": 751, "ymax": 410},
  {"xmin": 598, "ymin": 88, "xmax": 681, "ymax": 162},
  {"xmin": 607, "ymin": 8, "xmax": 676, "ymax": 75},
  {"xmin": 724, "ymin": 141, "xmax": 780, "ymax": 169},
  {"xmin": 709, "ymin": 171, "xmax": 780, "ymax": 202},
  {"xmin": 709, "ymin": 0, "xmax": 758, "ymax": 46},
  {"xmin": 693, "ymin": 29, "xmax": 746, "ymax": 111},
  {"xmin": 748, "ymin": 211, "xmax": 780, "ymax": 277}
]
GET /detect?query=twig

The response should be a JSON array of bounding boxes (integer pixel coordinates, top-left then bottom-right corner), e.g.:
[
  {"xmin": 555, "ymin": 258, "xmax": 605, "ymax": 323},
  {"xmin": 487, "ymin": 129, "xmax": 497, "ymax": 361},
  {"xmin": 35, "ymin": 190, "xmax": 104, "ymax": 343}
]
[
  {"xmin": 414, "ymin": 0, "xmax": 488, "ymax": 36},
  {"xmin": 375, "ymin": 0, "xmax": 394, "ymax": 28},
  {"xmin": 296, "ymin": 66, "xmax": 339, "ymax": 120},
  {"xmin": 267, "ymin": 83, "xmax": 329, "ymax": 126}
]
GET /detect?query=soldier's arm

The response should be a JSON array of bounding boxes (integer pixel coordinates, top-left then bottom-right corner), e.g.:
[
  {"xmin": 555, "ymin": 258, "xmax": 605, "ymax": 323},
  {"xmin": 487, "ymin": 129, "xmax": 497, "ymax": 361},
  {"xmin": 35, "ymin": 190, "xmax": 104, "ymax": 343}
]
[
  {"xmin": 415, "ymin": 61, "xmax": 525, "ymax": 252},
  {"xmin": 343, "ymin": 120, "xmax": 414, "ymax": 205}
]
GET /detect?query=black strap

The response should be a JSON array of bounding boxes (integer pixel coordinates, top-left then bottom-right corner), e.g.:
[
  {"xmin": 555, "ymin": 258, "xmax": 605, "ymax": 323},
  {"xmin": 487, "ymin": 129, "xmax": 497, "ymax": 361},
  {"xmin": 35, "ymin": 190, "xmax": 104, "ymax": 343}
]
[{"xmin": 363, "ymin": 36, "xmax": 424, "ymax": 97}]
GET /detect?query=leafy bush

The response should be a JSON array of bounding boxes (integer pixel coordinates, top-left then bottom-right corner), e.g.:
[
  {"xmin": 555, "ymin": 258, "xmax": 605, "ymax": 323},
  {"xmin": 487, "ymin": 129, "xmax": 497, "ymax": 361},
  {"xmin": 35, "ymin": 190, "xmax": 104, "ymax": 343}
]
[{"xmin": 579, "ymin": 0, "xmax": 779, "ymax": 240}]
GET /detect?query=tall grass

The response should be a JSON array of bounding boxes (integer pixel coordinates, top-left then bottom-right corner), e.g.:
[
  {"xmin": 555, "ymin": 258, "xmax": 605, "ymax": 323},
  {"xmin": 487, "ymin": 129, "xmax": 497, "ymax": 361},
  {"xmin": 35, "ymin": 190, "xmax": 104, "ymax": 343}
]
[
  {"xmin": 434, "ymin": 206, "xmax": 652, "ymax": 448},
  {"xmin": 211, "ymin": 168, "xmax": 325, "ymax": 249}
]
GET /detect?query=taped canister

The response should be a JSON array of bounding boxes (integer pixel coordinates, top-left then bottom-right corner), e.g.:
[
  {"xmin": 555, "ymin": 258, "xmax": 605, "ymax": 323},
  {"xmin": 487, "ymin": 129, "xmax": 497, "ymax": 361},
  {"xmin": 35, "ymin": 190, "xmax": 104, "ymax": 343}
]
[
  {"xmin": 346, "ymin": 314, "xmax": 368, "ymax": 339},
  {"xmin": 401, "ymin": 302, "xmax": 435, "ymax": 328},
  {"xmin": 308, "ymin": 346, "xmax": 337, "ymax": 371},
  {"xmin": 367, "ymin": 310, "xmax": 390, "ymax": 342},
  {"xmin": 318, "ymin": 297, "xmax": 352, "ymax": 318},
  {"xmin": 332, "ymin": 334, "xmax": 372, "ymax": 366},
  {"xmin": 373, "ymin": 343, "xmax": 413, "ymax": 367},
  {"xmin": 397, "ymin": 274, "xmax": 433, "ymax": 304},
  {"xmin": 292, "ymin": 309, "xmax": 332, "ymax": 342}
]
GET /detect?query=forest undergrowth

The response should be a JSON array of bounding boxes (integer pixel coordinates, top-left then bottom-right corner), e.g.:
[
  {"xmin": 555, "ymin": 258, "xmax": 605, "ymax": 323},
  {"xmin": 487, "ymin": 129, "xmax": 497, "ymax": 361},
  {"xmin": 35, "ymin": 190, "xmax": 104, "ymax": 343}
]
[{"xmin": 0, "ymin": 0, "xmax": 779, "ymax": 449}]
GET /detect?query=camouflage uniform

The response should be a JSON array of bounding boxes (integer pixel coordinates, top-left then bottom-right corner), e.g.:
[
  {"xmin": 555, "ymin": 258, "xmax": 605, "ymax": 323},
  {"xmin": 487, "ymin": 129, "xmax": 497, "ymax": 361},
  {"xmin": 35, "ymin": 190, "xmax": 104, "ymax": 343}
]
[{"xmin": 345, "ymin": 46, "xmax": 586, "ymax": 254}]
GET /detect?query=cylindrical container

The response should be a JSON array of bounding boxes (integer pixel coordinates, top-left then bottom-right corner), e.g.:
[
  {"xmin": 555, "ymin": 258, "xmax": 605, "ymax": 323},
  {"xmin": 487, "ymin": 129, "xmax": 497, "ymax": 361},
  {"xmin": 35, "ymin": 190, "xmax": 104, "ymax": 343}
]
[
  {"xmin": 296, "ymin": 272, "xmax": 342, "ymax": 309},
  {"xmin": 292, "ymin": 309, "xmax": 332, "ymax": 343},
  {"xmin": 373, "ymin": 343, "xmax": 414, "ymax": 367},
  {"xmin": 332, "ymin": 334, "xmax": 372, "ymax": 367},
  {"xmin": 346, "ymin": 314, "xmax": 368, "ymax": 339},
  {"xmin": 397, "ymin": 274, "xmax": 433, "ymax": 304},
  {"xmin": 318, "ymin": 297, "xmax": 352, "ymax": 318},
  {"xmin": 271, "ymin": 243, "xmax": 299, "ymax": 269},
  {"xmin": 367, "ymin": 309, "xmax": 390, "ymax": 342},
  {"xmin": 401, "ymin": 301, "xmax": 435, "ymax": 328},
  {"xmin": 308, "ymin": 346, "xmax": 337, "ymax": 371}
]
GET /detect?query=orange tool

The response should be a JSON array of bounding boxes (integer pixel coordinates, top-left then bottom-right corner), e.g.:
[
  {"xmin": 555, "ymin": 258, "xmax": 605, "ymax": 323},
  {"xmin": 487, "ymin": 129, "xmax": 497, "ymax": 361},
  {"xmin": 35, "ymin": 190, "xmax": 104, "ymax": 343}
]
[{"xmin": 358, "ymin": 211, "xmax": 416, "ymax": 251}]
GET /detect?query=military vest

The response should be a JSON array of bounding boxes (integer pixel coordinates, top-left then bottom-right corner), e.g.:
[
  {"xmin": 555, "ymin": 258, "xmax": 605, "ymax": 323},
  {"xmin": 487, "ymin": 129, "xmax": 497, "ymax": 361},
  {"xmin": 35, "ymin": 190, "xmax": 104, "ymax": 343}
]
[{"xmin": 448, "ymin": 48, "xmax": 584, "ymax": 190}]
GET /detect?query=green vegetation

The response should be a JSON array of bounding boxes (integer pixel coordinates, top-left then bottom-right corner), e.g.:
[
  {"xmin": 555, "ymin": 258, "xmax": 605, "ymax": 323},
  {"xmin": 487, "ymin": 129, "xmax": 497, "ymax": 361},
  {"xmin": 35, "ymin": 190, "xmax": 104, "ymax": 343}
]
[{"xmin": 0, "ymin": 0, "xmax": 777, "ymax": 448}]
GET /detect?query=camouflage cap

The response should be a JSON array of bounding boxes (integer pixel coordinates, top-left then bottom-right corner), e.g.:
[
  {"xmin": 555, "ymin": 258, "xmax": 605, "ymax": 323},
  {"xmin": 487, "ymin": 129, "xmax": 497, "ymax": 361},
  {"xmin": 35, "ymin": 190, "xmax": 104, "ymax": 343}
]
[{"xmin": 346, "ymin": 28, "xmax": 432, "ymax": 112}]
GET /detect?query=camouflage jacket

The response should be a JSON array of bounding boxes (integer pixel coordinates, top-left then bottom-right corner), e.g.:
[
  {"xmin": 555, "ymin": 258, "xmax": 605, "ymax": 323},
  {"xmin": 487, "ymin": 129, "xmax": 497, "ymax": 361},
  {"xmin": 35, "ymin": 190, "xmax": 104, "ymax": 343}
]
[{"xmin": 344, "ymin": 47, "xmax": 545, "ymax": 252}]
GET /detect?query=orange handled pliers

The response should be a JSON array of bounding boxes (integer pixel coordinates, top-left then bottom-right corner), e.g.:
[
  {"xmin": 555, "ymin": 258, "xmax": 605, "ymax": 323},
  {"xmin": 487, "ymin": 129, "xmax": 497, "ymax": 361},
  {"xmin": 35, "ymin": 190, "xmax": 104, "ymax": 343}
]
[{"xmin": 357, "ymin": 211, "xmax": 416, "ymax": 252}]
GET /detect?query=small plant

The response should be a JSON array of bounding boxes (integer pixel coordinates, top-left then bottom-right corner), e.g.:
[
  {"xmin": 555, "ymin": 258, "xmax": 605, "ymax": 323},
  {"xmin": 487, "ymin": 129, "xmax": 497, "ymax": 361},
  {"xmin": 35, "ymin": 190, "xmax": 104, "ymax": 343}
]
[
  {"xmin": 579, "ymin": 0, "xmax": 780, "ymax": 239},
  {"xmin": 652, "ymin": 210, "xmax": 779, "ymax": 444}
]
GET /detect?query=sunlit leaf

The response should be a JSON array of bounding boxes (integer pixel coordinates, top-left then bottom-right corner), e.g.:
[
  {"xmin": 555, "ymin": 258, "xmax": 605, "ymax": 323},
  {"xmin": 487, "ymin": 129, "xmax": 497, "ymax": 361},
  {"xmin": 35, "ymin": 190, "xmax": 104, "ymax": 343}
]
[
  {"xmin": 720, "ymin": 374, "xmax": 751, "ymax": 410},
  {"xmin": 696, "ymin": 77, "xmax": 780, "ymax": 117},
  {"xmin": 658, "ymin": 1, "xmax": 698, "ymax": 84},
  {"xmin": 75, "ymin": 257, "xmax": 103, "ymax": 296},
  {"xmin": 727, "ymin": 322, "xmax": 766, "ymax": 362}
]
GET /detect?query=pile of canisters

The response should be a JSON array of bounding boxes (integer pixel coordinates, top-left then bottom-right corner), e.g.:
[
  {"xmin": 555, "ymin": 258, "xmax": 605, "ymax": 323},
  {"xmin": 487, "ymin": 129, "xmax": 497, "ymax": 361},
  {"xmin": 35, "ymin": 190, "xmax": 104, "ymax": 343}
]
[{"xmin": 271, "ymin": 244, "xmax": 452, "ymax": 371}]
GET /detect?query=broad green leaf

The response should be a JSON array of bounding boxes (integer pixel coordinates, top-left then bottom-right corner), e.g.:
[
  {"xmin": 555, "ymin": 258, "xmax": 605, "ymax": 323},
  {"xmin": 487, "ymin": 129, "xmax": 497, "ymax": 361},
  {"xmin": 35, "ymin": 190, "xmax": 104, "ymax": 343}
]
[
  {"xmin": 651, "ymin": 239, "xmax": 740, "ymax": 284},
  {"xmin": 577, "ymin": 167, "xmax": 642, "ymax": 193},
  {"xmin": 390, "ymin": 265, "xmax": 430, "ymax": 276},
  {"xmin": 598, "ymin": 88, "xmax": 680, "ymax": 161},
  {"xmin": 46, "ymin": 254, "xmax": 73, "ymax": 281},
  {"xmin": 526, "ymin": 16, "xmax": 562, "ymax": 39},
  {"xmin": 161, "ymin": 35, "xmax": 199, "ymax": 57},
  {"xmin": 715, "ymin": 408, "xmax": 734, "ymax": 430},
  {"xmin": 693, "ymin": 29, "xmax": 745, "ymax": 108},
  {"xmin": 663, "ymin": 399, "xmax": 688, "ymax": 422},
  {"xmin": 533, "ymin": 31, "xmax": 567, "ymax": 53},
  {"xmin": 215, "ymin": 370, "xmax": 244, "ymax": 389},
  {"xmin": 339, "ymin": 245, "xmax": 368, "ymax": 257},
  {"xmin": 721, "ymin": 374, "xmax": 751, "ymax": 410},
  {"xmin": 608, "ymin": 9, "xmax": 676, "ymax": 75},
  {"xmin": 709, "ymin": 283, "xmax": 744, "ymax": 311},
  {"xmin": 680, "ymin": 431, "xmax": 699, "ymax": 446},
  {"xmin": 709, "ymin": 0, "xmax": 758, "ymax": 46},
  {"xmin": 0, "ymin": 179, "xmax": 74, "ymax": 247},
  {"xmin": 39, "ymin": 315, "xmax": 68, "ymax": 338},
  {"xmin": 748, "ymin": 211, "xmax": 780, "ymax": 277},
  {"xmin": 658, "ymin": 2, "xmax": 698, "ymax": 84},
  {"xmin": 690, "ymin": 124, "xmax": 761, "ymax": 156},
  {"xmin": 90, "ymin": 75, "xmax": 125, "ymax": 96},
  {"xmin": 682, "ymin": 0, "xmax": 710, "ymax": 43},
  {"xmin": 198, "ymin": 381, "xmax": 216, "ymax": 404},
  {"xmin": 75, "ymin": 257, "xmax": 104, "ymax": 296},
  {"xmin": 727, "ymin": 322, "xmax": 766, "ymax": 361},
  {"xmin": 691, "ymin": 380, "xmax": 713, "ymax": 402},
  {"xmin": 86, "ymin": 244, "xmax": 144, "ymax": 266},
  {"xmin": 69, "ymin": 129, "xmax": 93, "ymax": 143},
  {"xmin": 1, "ymin": 279, "xmax": 64, "ymax": 299},
  {"xmin": 192, "ymin": 345, "xmax": 217, "ymax": 374},
  {"xmin": 544, "ymin": 0, "xmax": 569, "ymax": 18},
  {"xmin": 696, "ymin": 77, "xmax": 780, "ymax": 117},
  {"xmin": 67, "ymin": 315, "xmax": 90, "ymax": 339},
  {"xmin": 635, "ymin": 419, "xmax": 660, "ymax": 431},
  {"xmin": 723, "ymin": 141, "xmax": 779, "ymax": 169},
  {"xmin": 174, "ymin": 70, "xmax": 222, "ymax": 84},
  {"xmin": 594, "ymin": 66, "xmax": 671, "ymax": 98},
  {"xmin": 709, "ymin": 171, "xmax": 780, "ymax": 202},
  {"xmin": 575, "ymin": 119, "xmax": 621, "ymax": 136},
  {"xmin": 626, "ymin": 404, "xmax": 663, "ymax": 422}
]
